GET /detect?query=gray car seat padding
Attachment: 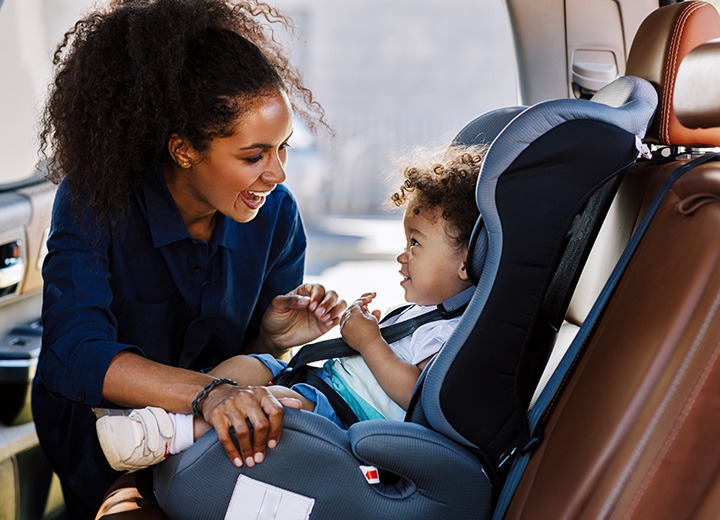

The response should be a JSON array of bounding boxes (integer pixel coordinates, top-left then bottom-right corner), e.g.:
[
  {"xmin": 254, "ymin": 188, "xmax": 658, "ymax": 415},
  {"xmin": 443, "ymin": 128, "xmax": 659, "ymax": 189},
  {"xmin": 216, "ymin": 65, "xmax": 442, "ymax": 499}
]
[{"xmin": 155, "ymin": 409, "xmax": 493, "ymax": 519}]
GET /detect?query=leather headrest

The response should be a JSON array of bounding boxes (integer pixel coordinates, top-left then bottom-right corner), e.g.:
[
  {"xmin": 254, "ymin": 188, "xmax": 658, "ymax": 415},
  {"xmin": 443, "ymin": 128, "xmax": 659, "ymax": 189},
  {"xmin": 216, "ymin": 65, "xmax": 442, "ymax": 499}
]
[
  {"xmin": 626, "ymin": 1, "xmax": 720, "ymax": 147},
  {"xmin": 674, "ymin": 38, "xmax": 720, "ymax": 129}
]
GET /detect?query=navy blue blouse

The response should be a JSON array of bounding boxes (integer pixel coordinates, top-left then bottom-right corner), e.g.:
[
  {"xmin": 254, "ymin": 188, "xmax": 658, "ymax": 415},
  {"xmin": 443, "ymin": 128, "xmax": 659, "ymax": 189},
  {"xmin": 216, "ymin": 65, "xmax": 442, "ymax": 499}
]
[{"xmin": 32, "ymin": 166, "xmax": 306, "ymax": 513}]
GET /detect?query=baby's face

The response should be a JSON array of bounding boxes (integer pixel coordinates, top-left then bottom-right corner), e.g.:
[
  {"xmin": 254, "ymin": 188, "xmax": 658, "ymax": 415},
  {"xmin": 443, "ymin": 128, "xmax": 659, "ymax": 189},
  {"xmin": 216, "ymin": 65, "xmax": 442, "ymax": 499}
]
[{"xmin": 396, "ymin": 208, "xmax": 471, "ymax": 306}]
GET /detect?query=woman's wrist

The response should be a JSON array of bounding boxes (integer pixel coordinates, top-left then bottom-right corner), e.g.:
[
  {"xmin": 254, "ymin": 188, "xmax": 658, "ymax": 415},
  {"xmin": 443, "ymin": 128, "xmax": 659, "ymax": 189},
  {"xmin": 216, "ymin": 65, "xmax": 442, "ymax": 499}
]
[
  {"xmin": 191, "ymin": 378, "xmax": 238, "ymax": 416},
  {"xmin": 248, "ymin": 330, "xmax": 287, "ymax": 358}
]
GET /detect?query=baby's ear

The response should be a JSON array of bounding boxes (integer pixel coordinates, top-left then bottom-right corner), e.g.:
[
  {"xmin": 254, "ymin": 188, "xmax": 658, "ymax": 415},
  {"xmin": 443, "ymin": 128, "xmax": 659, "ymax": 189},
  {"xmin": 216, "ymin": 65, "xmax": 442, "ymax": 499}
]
[
  {"xmin": 458, "ymin": 260, "xmax": 470, "ymax": 281},
  {"xmin": 457, "ymin": 247, "xmax": 470, "ymax": 281}
]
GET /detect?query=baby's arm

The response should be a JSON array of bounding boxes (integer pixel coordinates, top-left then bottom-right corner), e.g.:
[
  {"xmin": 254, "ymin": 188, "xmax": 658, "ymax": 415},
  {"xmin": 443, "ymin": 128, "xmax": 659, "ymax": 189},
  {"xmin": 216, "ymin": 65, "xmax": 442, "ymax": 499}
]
[
  {"xmin": 266, "ymin": 385, "xmax": 316, "ymax": 413},
  {"xmin": 340, "ymin": 293, "xmax": 423, "ymax": 410}
]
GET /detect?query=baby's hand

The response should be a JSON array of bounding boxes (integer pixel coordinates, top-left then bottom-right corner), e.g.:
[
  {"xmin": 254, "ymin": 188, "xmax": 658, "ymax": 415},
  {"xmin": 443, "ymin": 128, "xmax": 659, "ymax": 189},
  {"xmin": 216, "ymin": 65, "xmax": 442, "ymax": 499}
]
[
  {"xmin": 356, "ymin": 292, "xmax": 380, "ymax": 313},
  {"xmin": 340, "ymin": 293, "xmax": 382, "ymax": 353}
]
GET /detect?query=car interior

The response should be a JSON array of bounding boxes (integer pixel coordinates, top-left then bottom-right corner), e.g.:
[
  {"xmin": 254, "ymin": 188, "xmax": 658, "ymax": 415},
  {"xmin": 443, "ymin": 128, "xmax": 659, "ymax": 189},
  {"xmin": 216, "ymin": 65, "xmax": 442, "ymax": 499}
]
[
  {"xmin": 1, "ymin": 1, "xmax": 719, "ymax": 519},
  {"xmin": 153, "ymin": 73, "xmax": 658, "ymax": 519},
  {"xmin": 503, "ymin": 2, "xmax": 720, "ymax": 518}
]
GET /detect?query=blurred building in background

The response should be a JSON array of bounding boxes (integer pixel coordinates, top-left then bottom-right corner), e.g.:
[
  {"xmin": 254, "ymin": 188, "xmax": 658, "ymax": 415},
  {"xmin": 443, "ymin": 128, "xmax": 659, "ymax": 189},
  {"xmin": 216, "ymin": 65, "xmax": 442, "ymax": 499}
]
[
  {"xmin": 265, "ymin": 0, "xmax": 517, "ymax": 285},
  {"xmin": 12, "ymin": 0, "xmax": 515, "ymax": 217},
  {"xmin": 274, "ymin": 0, "xmax": 517, "ymax": 217},
  {"xmin": 4, "ymin": 0, "xmax": 517, "ymax": 299}
]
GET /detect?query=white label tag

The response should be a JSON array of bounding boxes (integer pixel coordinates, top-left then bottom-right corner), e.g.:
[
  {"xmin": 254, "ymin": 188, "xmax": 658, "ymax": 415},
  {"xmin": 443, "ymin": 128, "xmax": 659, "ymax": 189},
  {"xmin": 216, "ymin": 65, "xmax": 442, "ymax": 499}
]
[
  {"xmin": 224, "ymin": 475, "xmax": 315, "ymax": 520},
  {"xmin": 359, "ymin": 465, "xmax": 381, "ymax": 484}
]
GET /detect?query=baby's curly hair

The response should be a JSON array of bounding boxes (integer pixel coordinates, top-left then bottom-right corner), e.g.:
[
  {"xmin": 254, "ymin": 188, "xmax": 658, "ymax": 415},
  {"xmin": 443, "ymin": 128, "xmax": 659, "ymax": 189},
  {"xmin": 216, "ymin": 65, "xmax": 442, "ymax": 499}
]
[
  {"xmin": 390, "ymin": 144, "xmax": 486, "ymax": 248},
  {"xmin": 39, "ymin": 0, "xmax": 325, "ymax": 225}
]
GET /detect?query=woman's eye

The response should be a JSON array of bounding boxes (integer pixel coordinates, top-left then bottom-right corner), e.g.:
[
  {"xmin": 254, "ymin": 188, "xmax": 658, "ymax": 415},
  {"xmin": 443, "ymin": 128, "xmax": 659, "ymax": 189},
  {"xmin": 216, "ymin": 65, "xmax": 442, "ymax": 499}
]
[
  {"xmin": 280, "ymin": 142, "xmax": 291, "ymax": 151},
  {"xmin": 244, "ymin": 155, "xmax": 263, "ymax": 164}
]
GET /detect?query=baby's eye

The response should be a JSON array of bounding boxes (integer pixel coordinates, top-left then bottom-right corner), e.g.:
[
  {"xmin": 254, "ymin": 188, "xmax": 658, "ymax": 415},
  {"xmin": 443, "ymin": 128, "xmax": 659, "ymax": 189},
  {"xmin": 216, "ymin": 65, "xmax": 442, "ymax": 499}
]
[{"xmin": 410, "ymin": 238, "xmax": 420, "ymax": 247}]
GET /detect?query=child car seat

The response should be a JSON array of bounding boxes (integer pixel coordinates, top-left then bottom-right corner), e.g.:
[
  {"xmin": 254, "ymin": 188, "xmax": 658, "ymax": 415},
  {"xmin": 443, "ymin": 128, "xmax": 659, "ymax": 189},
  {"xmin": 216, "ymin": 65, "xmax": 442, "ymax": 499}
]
[
  {"xmin": 499, "ymin": 3, "xmax": 720, "ymax": 518},
  {"xmin": 152, "ymin": 77, "xmax": 657, "ymax": 520},
  {"xmin": 529, "ymin": 0, "xmax": 720, "ymax": 409}
]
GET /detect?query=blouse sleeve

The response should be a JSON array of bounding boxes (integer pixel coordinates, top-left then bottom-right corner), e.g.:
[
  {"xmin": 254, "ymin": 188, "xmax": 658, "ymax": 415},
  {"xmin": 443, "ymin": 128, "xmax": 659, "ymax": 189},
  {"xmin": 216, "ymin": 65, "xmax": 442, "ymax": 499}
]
[
  {"xmin": 244, "ymin": 185, "xmax": 307, "ymax": 344},
  {"xmin": 39, "ymin": 181, "xmax": 142, "ymax": 407}
]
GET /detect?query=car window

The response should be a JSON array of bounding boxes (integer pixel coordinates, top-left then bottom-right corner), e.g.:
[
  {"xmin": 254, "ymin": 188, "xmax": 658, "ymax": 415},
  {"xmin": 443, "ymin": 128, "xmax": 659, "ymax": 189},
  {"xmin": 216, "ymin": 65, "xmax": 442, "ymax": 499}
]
[
  {"xmin": 0, "ymin": 0, "xmax": 97, "ymax": 188},
  {"xmin": 0, "ymin": 0, "xmax": 50, "ymax": 186}
]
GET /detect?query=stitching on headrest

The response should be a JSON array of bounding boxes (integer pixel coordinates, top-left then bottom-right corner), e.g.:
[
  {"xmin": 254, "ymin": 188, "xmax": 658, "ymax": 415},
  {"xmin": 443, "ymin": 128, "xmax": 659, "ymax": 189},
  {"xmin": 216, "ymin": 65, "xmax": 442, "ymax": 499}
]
[{"xmin": 662, "ymin": 2, "xmax": 704, "ymax": 143}]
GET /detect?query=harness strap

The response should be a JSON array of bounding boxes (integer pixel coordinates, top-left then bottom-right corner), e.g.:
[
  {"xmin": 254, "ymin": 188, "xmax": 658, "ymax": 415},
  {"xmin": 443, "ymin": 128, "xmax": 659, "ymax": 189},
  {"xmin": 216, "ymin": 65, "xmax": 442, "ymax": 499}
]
[
  {"xmin": 272, "ymin": 307, "xmax": 442, "ymax": 386},
  {"xmin": 274, "ymin": 286, "xmax": 474, "ymax": 386},
  {"xmin": 304, "ymin": 367, "xmax": 361, "ymax": 426},
  {"xmin": 273, "ymin": 286, "xmax": 475, "ymax": 422}
]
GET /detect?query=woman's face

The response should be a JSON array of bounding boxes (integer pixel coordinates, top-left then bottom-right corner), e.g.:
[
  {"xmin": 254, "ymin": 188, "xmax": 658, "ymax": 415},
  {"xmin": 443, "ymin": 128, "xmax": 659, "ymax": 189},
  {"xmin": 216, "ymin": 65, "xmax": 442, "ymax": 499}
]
[{"xmin": 170, "ymin": 88, "xmax": 294, "ymax": 224}]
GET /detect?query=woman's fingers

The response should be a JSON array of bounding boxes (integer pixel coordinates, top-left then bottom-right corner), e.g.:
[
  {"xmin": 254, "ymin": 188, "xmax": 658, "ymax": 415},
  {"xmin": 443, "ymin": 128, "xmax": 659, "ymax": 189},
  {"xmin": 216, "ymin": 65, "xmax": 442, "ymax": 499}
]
[
  {"xmin": 307, "ymin": 287, "xmax": 346, "ymax": 326},
  {"xmin": 211, "ymin": 413, "xmax": 244, "ymax": 467},
  {"xmin": 300, "ymin": 283, "xmax": 325, "ymax": 313},
  {"xmin": 321, "ymin": 293, "xmax": 347, "ymax": 326},
  {"xmin": 203, "ymin": 386, "xmax": 285, "ymax": 467},
  {"xmin": 259, "ymin": 392, "xmax": 285, "ymax": 452}
]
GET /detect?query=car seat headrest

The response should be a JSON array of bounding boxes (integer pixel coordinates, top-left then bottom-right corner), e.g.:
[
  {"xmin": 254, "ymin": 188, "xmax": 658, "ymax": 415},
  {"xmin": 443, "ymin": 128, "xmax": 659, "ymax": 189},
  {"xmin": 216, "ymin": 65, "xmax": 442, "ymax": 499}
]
[
  {"xmin": 451, "ymin": 78, "xmax": 657, "ymax": 285},
  {"xmin": 452, "ymin": 107, "xmax": 527, "ymax": 149},
  {"xmin": 674, "ymin": 38, "xmax": 720, "ymax": 129},
  {"xmin": 590, "ymin": 75, "xmax": 650, "ymax": 109},
  {"xmin": 625, "ymin": 1, "xmax": 720, "ymax": 147},
  {"xmin": 452, "ymin": 107, "xmax": 527, "ymax": 283}
]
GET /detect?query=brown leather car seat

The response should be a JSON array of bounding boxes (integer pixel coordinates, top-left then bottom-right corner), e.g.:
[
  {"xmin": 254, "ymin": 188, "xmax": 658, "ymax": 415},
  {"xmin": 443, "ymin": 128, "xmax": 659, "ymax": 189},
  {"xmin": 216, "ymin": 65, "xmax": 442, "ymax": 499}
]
[{"xmin": 505, "ymin": 2, "xmax": 720, "ymax": 518}]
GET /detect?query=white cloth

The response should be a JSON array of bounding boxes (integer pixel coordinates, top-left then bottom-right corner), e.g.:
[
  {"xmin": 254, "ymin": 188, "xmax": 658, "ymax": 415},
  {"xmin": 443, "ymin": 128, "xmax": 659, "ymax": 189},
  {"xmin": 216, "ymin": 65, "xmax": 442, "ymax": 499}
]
[{"xmin": 323, "ymin": 305, "xmax": 460, "ymax": 421}]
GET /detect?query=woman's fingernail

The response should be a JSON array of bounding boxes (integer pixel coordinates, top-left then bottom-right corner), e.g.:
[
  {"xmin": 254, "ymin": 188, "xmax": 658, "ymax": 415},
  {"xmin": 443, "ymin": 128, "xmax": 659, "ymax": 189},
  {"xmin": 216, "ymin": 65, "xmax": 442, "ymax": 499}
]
[
  {"xmin": 234, "ymin": 457, "xmax": 243, "ymax": 468},
  {"xmin": 245, "ymin": 456, "xmax": 255, "ymax": 467},
  {"xmin": 268, "ymin": 439, "xmax": 277, "ymax": 449},
  {"xmin": 254, "ymin": 452, "xmax": 264, "ymax": 464}
]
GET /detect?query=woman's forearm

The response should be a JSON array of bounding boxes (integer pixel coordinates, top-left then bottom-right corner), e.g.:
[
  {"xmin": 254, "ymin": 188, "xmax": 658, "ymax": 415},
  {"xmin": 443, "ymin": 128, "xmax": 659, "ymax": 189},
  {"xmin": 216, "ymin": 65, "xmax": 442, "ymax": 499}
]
[{"xmin": 102, "ymin": 351, "xmax": 215, "ymax": 413}]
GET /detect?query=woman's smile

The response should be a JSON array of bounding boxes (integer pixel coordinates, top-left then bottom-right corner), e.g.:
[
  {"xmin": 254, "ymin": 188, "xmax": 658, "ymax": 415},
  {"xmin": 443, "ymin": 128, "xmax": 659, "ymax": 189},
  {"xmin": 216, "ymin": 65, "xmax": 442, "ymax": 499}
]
[{"xmin": 238, "ymin": 189, "xmax": 274, "ymax": 210}]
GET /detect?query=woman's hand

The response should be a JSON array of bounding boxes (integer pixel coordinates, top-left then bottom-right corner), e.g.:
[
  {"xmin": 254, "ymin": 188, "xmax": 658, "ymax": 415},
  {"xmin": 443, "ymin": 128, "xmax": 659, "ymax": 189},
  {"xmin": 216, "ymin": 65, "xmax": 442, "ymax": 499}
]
[
  {"xmin": 197, "ymin": 384, "xmax": 302, "ymax": 468},
  {"xmin": 257, "ymin": 283, "xmax": 347, "ymax": 356},
  {"xmin": 340, "ymin": 292, "xmax": 383, "ymax": 354}
]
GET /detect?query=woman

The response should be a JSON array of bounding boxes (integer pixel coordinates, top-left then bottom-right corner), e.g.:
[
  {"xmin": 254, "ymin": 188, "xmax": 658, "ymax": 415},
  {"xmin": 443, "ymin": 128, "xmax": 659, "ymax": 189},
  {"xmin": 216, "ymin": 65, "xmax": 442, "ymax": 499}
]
[{"xmin": 31, "ymin": 1, "xmax": 344, "ymax": 517}]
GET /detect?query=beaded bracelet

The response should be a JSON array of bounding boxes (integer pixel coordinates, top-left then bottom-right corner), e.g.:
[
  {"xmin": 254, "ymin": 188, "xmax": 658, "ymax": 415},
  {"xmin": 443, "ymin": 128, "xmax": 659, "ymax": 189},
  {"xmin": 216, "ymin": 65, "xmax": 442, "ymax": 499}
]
[{"xmin": 191, "ymin": 377, "xmax": 238, "ymax": 416}]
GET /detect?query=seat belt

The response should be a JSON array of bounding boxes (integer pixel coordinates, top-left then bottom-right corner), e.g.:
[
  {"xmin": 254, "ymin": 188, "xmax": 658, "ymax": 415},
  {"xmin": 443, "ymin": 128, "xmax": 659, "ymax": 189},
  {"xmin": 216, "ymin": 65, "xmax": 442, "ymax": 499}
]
[
  {"xmin": 302, "ymin": 367, "xmax": 364, "ymax": 426},
  {"xmin": 491, "ymin": 152, "xmax": 720, "ymax": 520},
  {"xmin": 273, "ymin": 286, "xmax": 474, "ymax": 386},
  {"xmin": 274, "ymin": 307, "xmax": 438, "ymax": 384},
  {"xmin": 272, "ymin": 286, "xmax": 475, "ymax": 424}
]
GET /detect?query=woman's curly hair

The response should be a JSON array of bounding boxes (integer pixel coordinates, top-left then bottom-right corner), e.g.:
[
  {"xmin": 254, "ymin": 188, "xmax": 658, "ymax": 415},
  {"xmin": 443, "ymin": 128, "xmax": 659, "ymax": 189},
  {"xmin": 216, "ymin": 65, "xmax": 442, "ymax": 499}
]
[
  {"xmin": 390, "ymin": 144, "xmax": 486, "ymax": 248},
  {"xmin": 39, "ymin": 0, "xmax": 325, "ymax": 225}
]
